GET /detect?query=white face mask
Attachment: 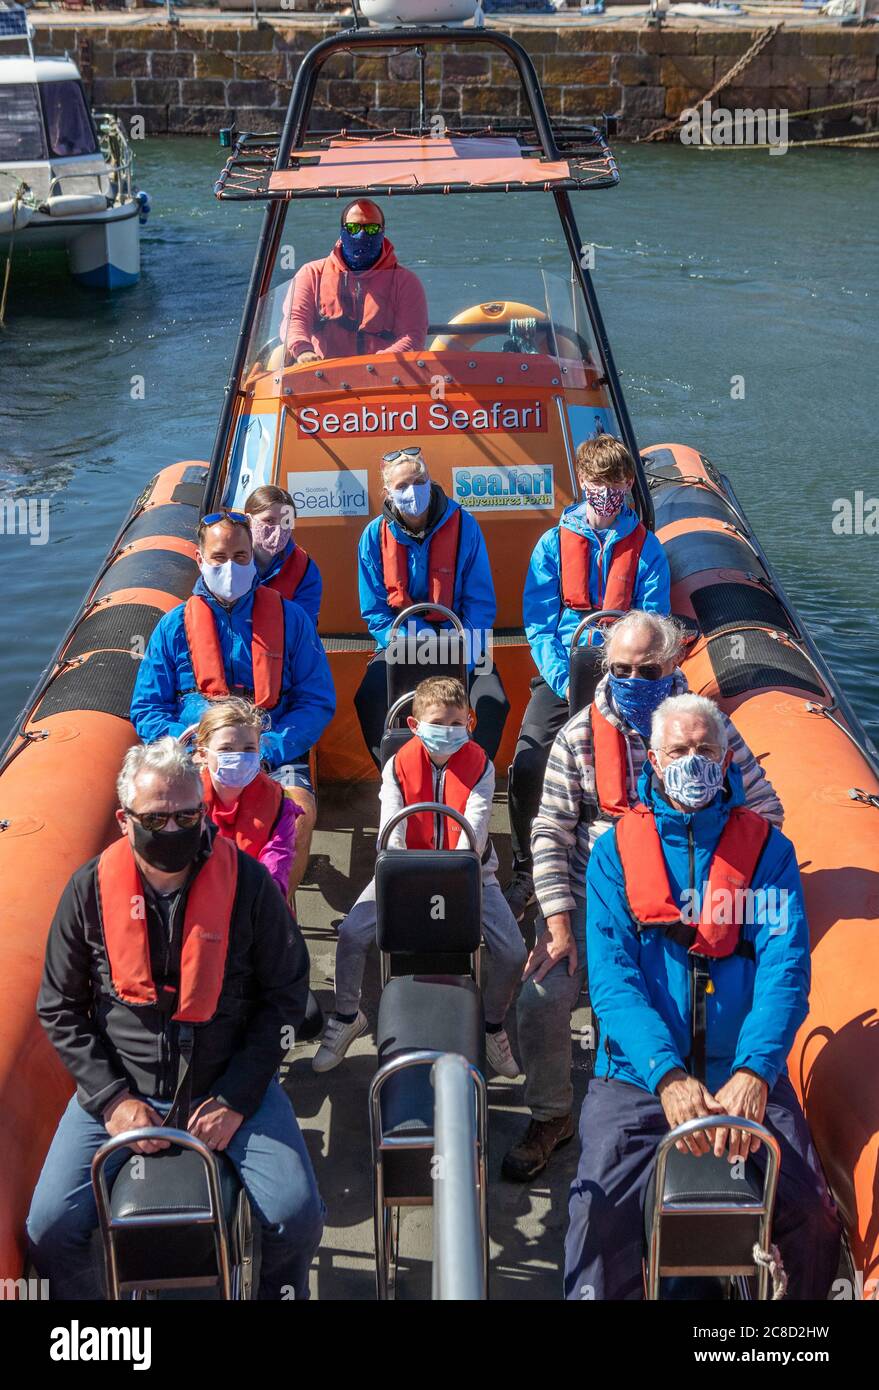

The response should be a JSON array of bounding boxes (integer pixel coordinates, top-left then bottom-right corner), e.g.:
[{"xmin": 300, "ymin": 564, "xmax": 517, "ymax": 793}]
[
  {"xmin": 199, "ymin": 557, "xmax": 256, "ymax": 603},
  {"xmin": 210, "ymin": 750, "xmax": 261, "ymax": 790},
  {"xmin": 391, "ymin": 480, "xmax": 431, "ymax": 518}
]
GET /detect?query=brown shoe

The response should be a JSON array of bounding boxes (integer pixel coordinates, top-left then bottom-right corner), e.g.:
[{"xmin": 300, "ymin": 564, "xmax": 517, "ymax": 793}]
[{"xmin": 501, "ymin": 1114, "xmax": 575, "ymax": 1182}]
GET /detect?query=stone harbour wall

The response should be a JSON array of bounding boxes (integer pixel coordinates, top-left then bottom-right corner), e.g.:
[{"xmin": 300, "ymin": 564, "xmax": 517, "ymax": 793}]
[{"xmin": 31, "ymin": 18, "xmax": 879, "ymax": 142}]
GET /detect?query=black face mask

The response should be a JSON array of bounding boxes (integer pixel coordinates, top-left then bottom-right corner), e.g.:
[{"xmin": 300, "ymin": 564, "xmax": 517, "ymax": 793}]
[{"xmin": 130, "ymin": 819, "xmax": 203, "ymax": 874}]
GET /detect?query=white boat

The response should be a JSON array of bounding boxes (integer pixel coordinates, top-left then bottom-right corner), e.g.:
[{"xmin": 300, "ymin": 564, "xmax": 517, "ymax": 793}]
[{"xmin": 0, "ymin": 3, "xmax": 148, "ymax": 290}]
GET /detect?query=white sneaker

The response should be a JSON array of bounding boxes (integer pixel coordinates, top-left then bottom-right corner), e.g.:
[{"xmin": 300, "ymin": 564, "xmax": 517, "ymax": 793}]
[
  {"xmin": 312, "ymin": 1010, "xmax": 369, "ymax": 1073},
  {"xmin": 485, "ymin": 1028, "xmax": 521, "ymax": 1079}
]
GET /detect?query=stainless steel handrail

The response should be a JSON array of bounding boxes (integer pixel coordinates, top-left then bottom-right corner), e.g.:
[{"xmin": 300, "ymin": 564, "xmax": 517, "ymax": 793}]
[
  {"xmin": 571, "ymin": 608, "xmax": 627, "ymax": 651},
  {"xmin": 431, "ymin": 1053, "xmax": 487, "ymax": 1302},
  {"xmin": 378, "ymin": 801, "xmax": 477, "ymax": 853}
]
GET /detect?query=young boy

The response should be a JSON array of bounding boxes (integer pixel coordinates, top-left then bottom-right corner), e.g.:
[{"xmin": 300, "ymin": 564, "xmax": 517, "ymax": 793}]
[
  {"xmin": 506, "ymin": 434, "xmax": 671, "ymax": 921},
  {"xmin": 312, "ymin": 676, "xmax": 526, "ymax": 1078}
]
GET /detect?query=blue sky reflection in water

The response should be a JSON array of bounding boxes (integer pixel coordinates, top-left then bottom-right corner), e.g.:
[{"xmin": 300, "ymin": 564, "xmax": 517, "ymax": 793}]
[{"xmin": 0, "ymin": 138, "xmax": 876, "ymax": 739}]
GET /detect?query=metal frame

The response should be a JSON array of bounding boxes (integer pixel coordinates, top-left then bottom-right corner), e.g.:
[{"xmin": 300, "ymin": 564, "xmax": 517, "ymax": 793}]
[
  {"xmin": 570, "ymin": 608, "xmax": 627, "ymax": 651},
  {"xmin": 203, "ymin": 27, "xmax": 653, "ymax": 532},
  {"xmin": 386, "ymin": 602, "xmax": 467, "ymax": 697},
  {"xmin": 377, "ymin": 800, "xmax": 481, "ymax": 988},
  {"xmin": 644, "ymin": 1115, "xmax": 782, "ymax": 1301},
  {"xmin": 368, "ymin": 1049, "xmax": 488, "ymax": 1301},
  {"xmin": 91, "ymin": 1127, "xmax": 245, "ymax": 1301},
  {"xmin": 432, "ymin": 1052, "xmax": 487, "ymax": 1301}
]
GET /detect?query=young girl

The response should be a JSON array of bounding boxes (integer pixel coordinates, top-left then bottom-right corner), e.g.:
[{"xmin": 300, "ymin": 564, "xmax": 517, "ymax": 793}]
[
  {"xmin": 244, "ymin": 484, "xmax": 322, "ymax": 626},
  {"xmin": 194, "ymin": 697, "xmax": 302, "ymax": 899}
]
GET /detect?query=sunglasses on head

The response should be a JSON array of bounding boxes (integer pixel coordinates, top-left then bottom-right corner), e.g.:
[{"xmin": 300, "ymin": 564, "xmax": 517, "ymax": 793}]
[
  {"xmin": 610, "ymin": 661, "xmax": 664, "ymax": 681},
  {"xmin": 382, "ymin": 447, "xmax": 423, "ymax": 466},
  {"xmin": 343, "ymin": 221, "xmax": 382, "ymax": 236},
  {"xmin": 125, "ymin": 807, "xmax": 203, "ymax": 832},
  {"xmin": 201, "ymin": 509, "xmax": 251, "ymax": 529}
]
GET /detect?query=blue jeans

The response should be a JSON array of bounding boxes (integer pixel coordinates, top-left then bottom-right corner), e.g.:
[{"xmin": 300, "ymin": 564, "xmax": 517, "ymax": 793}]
[{"xmin": 27, "ymin": 1080, "xmax": 324, "ymax": 1301}]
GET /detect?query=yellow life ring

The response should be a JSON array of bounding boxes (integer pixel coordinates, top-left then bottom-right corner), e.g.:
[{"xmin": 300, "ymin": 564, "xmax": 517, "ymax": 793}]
[{"xmin": 429, "ymin": 299, "xmax": 578, "ymax": 357}]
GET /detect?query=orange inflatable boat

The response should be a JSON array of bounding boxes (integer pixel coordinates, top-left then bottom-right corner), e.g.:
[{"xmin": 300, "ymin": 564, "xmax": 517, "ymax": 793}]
[{"xmin": 0, "ymin": 23, "xmax": 877, "ymax": 1298}]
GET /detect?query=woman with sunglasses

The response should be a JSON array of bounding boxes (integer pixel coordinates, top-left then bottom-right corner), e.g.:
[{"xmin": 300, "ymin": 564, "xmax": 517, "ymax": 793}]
[
  {"xmin": 354, "ymin": 445, "xmax": 510, "ymax": 766},
  {"xmin": 500, "ymin": 609, "xmax": 785, "ymax": 1186},
  {"xmin": 278, "ymin": 198, "xmax": 428, "ymax": 365}
]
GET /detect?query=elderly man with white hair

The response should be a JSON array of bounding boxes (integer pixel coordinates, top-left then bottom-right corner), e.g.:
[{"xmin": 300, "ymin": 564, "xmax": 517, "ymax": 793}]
[
  {"xmin": 503, "ymin": 611, "xmax": 783, "ymax": 1182},
  {"xmin": 354, "ymin": 445, "xmax": 508, "ymax": 764},
  {"xmin": 563, "ymin": 692, "xmax": 839, "ymax": 1300},
  {"xmin": 27, "ymin": 737, "xmax": 324, "ymax": 1301}
]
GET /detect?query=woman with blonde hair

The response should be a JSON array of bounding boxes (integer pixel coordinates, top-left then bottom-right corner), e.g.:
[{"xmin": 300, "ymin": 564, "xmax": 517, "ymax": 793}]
[{"xmin": 193, "ymin": 697, "xmax": 301, "ymax": 900}]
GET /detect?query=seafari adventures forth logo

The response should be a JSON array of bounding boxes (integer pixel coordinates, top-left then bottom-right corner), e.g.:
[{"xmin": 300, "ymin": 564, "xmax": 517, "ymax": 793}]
[{"xmin": 453, "ymin": 465, "xmax": 554, "ymax": 512}]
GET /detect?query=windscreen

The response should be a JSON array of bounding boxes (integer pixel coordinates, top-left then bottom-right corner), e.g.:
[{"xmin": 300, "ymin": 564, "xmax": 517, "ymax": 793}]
[
  {"xmin": 0, "ymin": 83, "xmax": 45, "ymax": 162},
  {"xmin": 39, "ymin": 80, "xmax": 98, "ymax": 158}
]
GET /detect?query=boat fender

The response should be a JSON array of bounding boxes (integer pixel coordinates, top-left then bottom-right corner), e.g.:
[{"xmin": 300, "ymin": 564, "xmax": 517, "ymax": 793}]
[
  {"xmin": 0, "ymin": 201, "xmax": 33, "ymax": 233},
  {"xmin": 136, "ymin": 189, "xmax": 151, "ymax": 225},
  {"xmin": 43, "ymin": 194, "xmax": 111, "ymax": 218}
]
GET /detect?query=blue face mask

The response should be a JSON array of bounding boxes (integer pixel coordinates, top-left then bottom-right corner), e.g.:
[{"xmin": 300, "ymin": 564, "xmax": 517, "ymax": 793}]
[
  {"xmin": 391, "ymin": 481, "xmax": 431, "ymax": 518},
  {"xmin": 660, "ymin": 753, "xmax": 725, "ymax": 810},
  {"xmin": 416, "ymin": 722, "xmax": 470, "ymax": 757},
  {"xmin": 340, "ymin": 226, "xmax": 384, "ymax": 271},
  {"xmin": 608, "ymin": 673, "xmax": 675, "ymax": 738}
]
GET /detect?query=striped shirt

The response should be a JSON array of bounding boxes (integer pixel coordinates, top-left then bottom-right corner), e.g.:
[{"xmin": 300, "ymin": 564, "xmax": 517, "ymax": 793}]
[{"xmin": 531, "ymin": 670, "xmax": 785, "ymax": 919}]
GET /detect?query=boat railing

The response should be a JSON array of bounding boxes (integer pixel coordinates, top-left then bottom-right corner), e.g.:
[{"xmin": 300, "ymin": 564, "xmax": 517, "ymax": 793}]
[
  {"xmin": 93, "ymin": 111, "xmax": 135, "ymax": 206},
  {"xmin": 431, "ymin": 1052, "xmax": 487, "ymax": 1302}
]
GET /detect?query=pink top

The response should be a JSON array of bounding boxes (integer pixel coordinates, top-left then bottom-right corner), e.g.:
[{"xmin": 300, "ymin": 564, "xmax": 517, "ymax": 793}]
[{"xmin": 257, "ymin": 797, "xmax": 303, "ymax": 897}]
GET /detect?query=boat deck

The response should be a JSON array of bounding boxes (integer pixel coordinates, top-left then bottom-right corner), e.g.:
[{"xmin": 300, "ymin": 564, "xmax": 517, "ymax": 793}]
[{"xmin": 284, "ymin": 781, "xmax": 592, "ymax": 1301}]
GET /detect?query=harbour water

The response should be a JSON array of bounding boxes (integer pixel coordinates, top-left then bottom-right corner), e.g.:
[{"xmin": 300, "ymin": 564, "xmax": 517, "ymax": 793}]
[{"xmin": 1, "ymin": 137, "xmax": 877, "ymax": 738}]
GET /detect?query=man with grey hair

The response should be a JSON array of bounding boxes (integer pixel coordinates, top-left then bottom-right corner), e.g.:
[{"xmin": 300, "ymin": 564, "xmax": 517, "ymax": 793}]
[
  {"xmin": 354, "ymin": 445, "xmax": 508, "ymax": 764},
  {"xmin": 564, "ymin": 690, "xmax": 839, "ymax": 1299},
  {"xmin": 503, "ymin": 611, "xmax": 783, "ymax": 1182},
  {"xmin": 27, "ymin": 737, "xmax": 324, "ymax": 1300}
]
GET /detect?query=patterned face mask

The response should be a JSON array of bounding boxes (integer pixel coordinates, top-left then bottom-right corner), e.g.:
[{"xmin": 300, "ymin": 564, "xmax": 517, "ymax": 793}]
[
  {"xmin": 660, "ymin": 752, "xmax": 725, "ymax": 810},
  {"xmin": 584, "ymin": 485, "xmax": 626, "ymax": 517}
]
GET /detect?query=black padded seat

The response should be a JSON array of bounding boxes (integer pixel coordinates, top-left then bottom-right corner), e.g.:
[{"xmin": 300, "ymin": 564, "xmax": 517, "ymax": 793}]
[
  {"xmin": 385, "ymin": 633, "xmax": 467, "ymax": 705},
  {"xmin": 375, "ymin": 847, "xmax": 482, "ymax": 974},
  {"xmin": 645, "ymin": 1148, "xmax": 765, "ymax": 1272},
  {"xmin": 109, "ymin": 1146, "xmax": 240, "ymax": 1283},
  {"xmin": 568, "ymin": 642, "xmax": 604, "ymax": 718},
  {"xmin": 379, "ymin": 727, "xmax": 412, "ymax": 769}
]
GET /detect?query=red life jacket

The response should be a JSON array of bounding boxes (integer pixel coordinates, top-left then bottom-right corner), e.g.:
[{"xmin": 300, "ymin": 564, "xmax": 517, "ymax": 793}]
[
  {"xmin": 560, "ymin": 521, "xmax": 646, "ymax": 612},
  {"xmin": 392, "ymin": 736, "xmax": 488, "ymax": 850},
  {"xmin": 96, "ymin": 834, "xmax": 238, "ymax": 1023},
  {"xmin": 591, "ymin": 701, "xmax": 632, "ymax": 818},
  {"xmin": 183, "ymin": 587, "xmax": 285, "ymax": 711},
  {"xmin": 615, "ymin": 802, "xmax": 771, "ymax": 959},
  {"xmin": 380, "ymin": 506, "xmax": 462, "ymax": 623},
  {"xmin": 201, "ymin": 768, "xmax": 284, "ymax": 858},
  {"xmin": 264, "ymin": 545, "xmax": 310, "ymax": 603}
]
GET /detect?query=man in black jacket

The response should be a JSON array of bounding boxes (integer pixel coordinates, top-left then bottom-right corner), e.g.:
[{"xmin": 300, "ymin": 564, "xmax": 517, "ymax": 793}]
[{"xmin": 27, "ymin": 737, "xmax": 324, "ymax": 1300}]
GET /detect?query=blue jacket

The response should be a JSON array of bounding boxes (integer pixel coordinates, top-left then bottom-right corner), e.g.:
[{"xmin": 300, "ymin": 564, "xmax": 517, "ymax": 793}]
[
  {"xmin": 358, "ymin": 491, "xmax": 495, "ymax": 668},
  {"xmin": 258, "ymin": 540, "xmax": 322, "ymax": 628},
  {"xmin": 586, "ymin": 763, "xmax": 810, "ymax": 1096},
  {"xmin": 524, "ymin": 502, "xmax": 670, "ymax": 699},
  {"xmin": 130, "ymin": 576, "xmax": 336, "ymax": 769}
]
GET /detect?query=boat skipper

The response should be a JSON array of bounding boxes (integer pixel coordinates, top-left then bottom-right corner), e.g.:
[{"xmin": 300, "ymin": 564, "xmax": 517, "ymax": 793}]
[
  {"xmin": 280, "ymin": 198, "xmax": 428, "ymax": 365},
  {"xmin": 354, "ymin": 446, "xmax": 510, "ymax": 765},
  {"xmin": 564, "ymin": 694, "xmax": 841, "ymax": 1301},
  {"xmin": 129, "ymin": 509, "xmax": 335, "ymax": 899},
  {"xmin": 27, "ymin": 738, "xmax": 324, "ymax": 1301},
  {"xmin": 505, "ymin": 434, "xmax": 671, "ymax": 922},
  {"xmin": 506, "ymin": 626, "xmax": 785, "ymax": 1184}
]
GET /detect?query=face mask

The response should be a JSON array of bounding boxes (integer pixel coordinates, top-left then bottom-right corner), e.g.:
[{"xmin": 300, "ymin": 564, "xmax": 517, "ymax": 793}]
[
  {"xmin": 340, "ymin": 226, "xmax": 384, "ymax": 271},
  {"xmin": 211, "ymin": 750, "xmax": 261, "ymax": 790},
  {"xmin": 584, "ymin": 485, "xmax": 625, "ymax": 517},
  {"xmin": 250, "ymin": 519, "xmax": 291, "ymax": 558},
  {"xmin": 391, "ymin": 481, "xmax": 431, "ymax": 518},
  {"xmin": 131, "ymin": 818, "xmax": 203, "ymax": 873},
  {"xmin": 415, "ymin": 722, "xmax": 470, "ymax": 757},
  {"xmin": 659, "ymin": 753, "xmax": 725, "ymax": 810},
  {"xmin": 199, "ymin": 557, "xmax": 256, "ymax": 603},
  {"xmin": 608, "ymin": 673, "xmax": 675, "ymax": 738}
]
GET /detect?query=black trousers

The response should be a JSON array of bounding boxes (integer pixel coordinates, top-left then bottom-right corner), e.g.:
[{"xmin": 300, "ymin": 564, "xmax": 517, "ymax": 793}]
[
  {"xmin": 354, "ymin": 650, "xmax": 510, "ymax": 768},
  {"xmin": 508, "ymin": 676, "xmax": 571, "ymax": 866}
]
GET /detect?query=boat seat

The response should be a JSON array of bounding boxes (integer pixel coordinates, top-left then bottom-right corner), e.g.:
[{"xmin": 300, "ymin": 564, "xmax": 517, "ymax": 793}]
[
  {"xmin": 374, "ymin": 976, "xmax": 484, "ymax": 1203},
  {"xmin": 108, "ymin": 1146, "xmax": 241, "ymax": 1284},
  {"xmin": 568, "ymin": 641, "xmax": 605, "ymax": 717},
  {"xmin": 644, "ymin": 1147, "xmax": 766, "ymax": 1275},
  {"xmin": 375, "ymin": 845, "xmax": 482, "ymax": 980},
  {"xmin": 385, "ymin": 632, "xmax": 467, "ymax": 705},
  {"xmin": 379, "ymin": 726, "xmax": 412, "ymax": 769}
]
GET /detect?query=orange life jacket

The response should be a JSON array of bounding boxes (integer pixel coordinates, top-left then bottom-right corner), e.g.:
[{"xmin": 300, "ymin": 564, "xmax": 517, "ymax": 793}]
[
  {"xmin": 392, "ymin": 736, "xmax": 488, "ymax": 850},
  {"xmin": 615, "ymin": 802, "xmax": 771, "ymax": 959},
  {"xmin": 201, "ymin": 768, "xmax": 284, "ymax": 858},
  {"xmin": 264, "ymin": 545, "xmax": 310, "ymax": 603},
  {"xmin": 96, "ymin": 833, "xmax": 238, "ymax": 1023},
  {"xmin": 380, "ymin": 507, "xmax": 462, "ymax": 623},
  {"xmin": 591, "ymin": 701, "xmax": 632, "ymax": 818},
  {"xmin": 183, "ymin": 586, "xmax": 285, "ymax": 711},
  {"xmin": 560, "ymin": 521, "xmax": 646, "ymax": 612}
]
